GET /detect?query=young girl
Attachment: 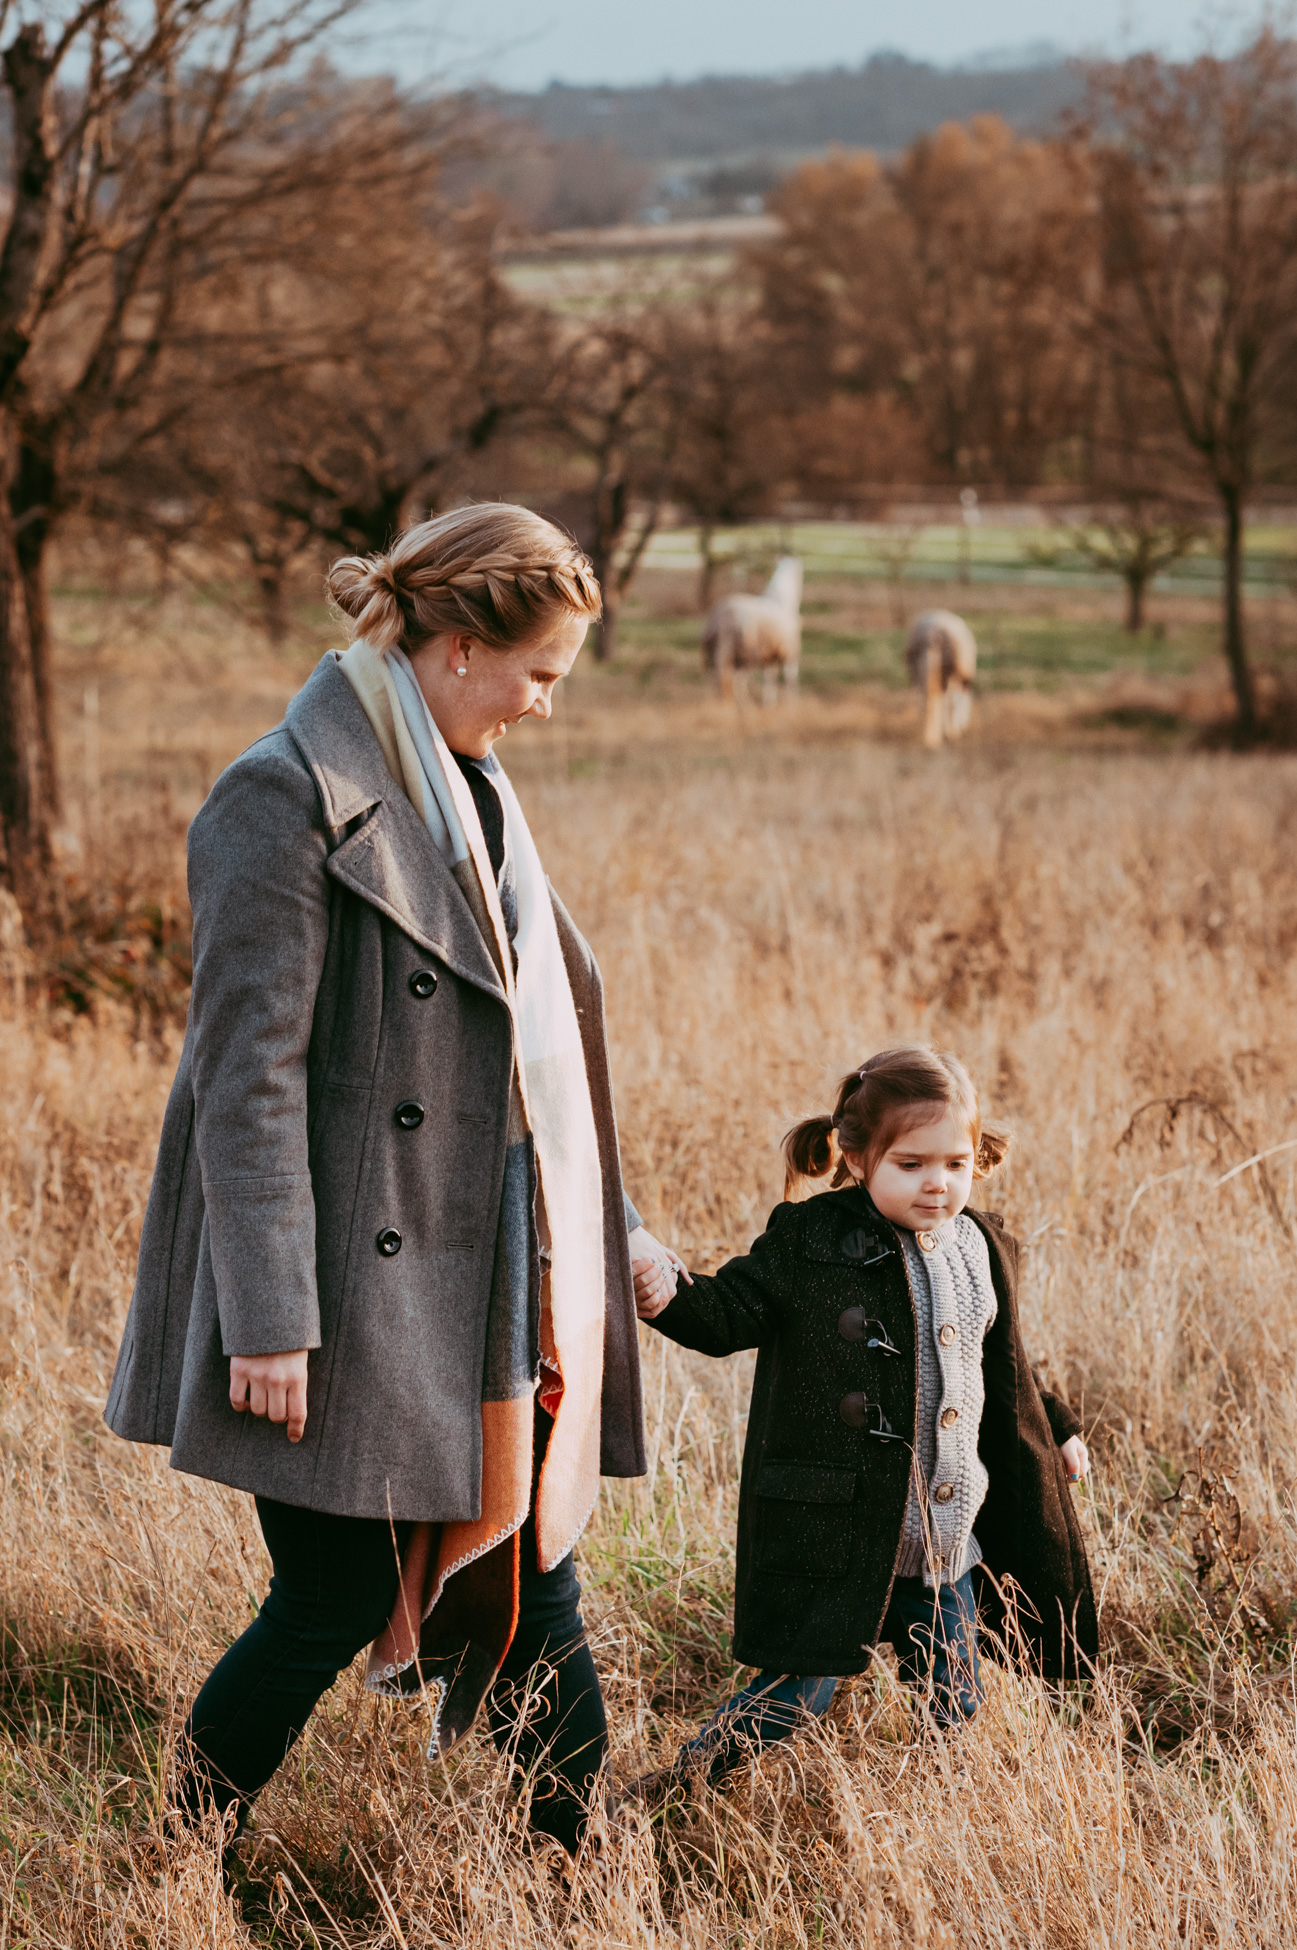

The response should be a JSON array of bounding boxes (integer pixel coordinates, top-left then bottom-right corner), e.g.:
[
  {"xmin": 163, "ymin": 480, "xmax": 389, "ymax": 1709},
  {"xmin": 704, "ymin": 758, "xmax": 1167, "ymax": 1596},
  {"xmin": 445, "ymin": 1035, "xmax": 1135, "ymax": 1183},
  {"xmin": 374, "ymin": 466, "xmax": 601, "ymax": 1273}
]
[{"xmin": 633, "ymin": 1046, "xmax": 1096, "ymax": 1784}]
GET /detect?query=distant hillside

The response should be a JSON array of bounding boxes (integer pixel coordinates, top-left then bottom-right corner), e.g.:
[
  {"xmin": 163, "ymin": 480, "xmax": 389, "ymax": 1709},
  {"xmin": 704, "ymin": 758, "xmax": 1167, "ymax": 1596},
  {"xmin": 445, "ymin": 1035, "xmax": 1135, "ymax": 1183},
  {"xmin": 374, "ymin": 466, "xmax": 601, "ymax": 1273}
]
[{"xmin": 482, "ymin": 50, "xmax": 1084, "ymax": 166}]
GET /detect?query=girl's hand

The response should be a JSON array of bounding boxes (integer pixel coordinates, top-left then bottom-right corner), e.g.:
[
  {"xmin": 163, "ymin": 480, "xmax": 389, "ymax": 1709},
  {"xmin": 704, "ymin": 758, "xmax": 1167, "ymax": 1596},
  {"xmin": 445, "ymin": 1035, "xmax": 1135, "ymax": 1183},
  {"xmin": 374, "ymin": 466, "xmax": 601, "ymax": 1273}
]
[
  {"xmin": 633, "ymin": 1254, "xmax": 681, "ymax": 1321},
  {"xmin": 230, "ymin": 1350, "xmax": 310, "ymax": 1443},
  {"xmin": 1059, "ymin": 1435, "xmax": 1089, "ymax": 1485}
]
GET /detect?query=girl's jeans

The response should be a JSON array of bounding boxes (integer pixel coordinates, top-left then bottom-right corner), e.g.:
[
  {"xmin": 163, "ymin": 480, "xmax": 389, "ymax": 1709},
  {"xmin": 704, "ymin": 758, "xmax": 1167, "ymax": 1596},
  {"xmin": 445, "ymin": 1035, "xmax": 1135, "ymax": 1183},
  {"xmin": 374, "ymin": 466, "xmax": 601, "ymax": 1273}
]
[
  {"xmin": 678, "ymin": 1572, "xmax": 982, "ymax": 1783},
  {"xmin": 178, "ymin": 1428, "xmax": 606, "ymax": 1856}
]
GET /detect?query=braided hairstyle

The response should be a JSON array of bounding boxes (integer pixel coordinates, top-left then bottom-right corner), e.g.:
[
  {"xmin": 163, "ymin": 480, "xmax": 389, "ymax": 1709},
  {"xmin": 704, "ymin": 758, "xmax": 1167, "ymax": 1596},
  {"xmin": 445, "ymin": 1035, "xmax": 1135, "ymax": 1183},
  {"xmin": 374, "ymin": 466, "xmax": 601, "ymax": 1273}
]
[
  {"xmin": 783, "ymin": 1046, "xmax": 1009, "ymax": 1196},
  {"xmin": 326, "ymin": 504, "xmax": 602, "ymax": 654}
]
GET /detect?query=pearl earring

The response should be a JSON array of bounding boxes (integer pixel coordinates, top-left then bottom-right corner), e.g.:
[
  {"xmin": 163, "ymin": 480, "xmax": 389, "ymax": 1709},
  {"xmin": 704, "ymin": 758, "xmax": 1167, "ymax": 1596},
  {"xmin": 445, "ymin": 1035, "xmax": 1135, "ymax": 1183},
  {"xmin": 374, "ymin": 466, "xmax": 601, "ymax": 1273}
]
[{"xmin": 456, "ymin": 666, "xmax": 467, "ymax": 676}]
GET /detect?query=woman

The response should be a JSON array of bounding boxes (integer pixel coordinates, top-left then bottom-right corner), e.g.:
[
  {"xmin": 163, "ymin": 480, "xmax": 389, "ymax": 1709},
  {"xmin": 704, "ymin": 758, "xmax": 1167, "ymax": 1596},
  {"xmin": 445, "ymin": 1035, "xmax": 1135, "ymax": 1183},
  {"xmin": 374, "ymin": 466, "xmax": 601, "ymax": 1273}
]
[{"xmin": 105, "ymin": 504, "xmax": 678, "ymax": 1861}]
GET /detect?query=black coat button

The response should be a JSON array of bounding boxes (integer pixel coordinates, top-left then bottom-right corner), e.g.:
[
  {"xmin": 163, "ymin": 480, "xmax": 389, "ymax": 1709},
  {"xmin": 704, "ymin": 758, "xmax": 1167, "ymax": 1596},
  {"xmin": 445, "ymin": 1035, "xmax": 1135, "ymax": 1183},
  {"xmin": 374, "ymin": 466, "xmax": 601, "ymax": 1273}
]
[
  {"xmin": 839, "ymin": 1307, "xmax": 867, "ymax": 1341},
  {"xmin": 394, "ymin": 1100, "xmax": 424, "ymax": 1130},
  {"xmin": 409, "ymin": 968, "xmax": 438, "ymax": 999},
  {"xmin": 376, "ymin": 1227, "xmax": 402, "ymax": 1256},
  {"xmin": 841, "ymin": 1229, "xmax": 889, "ymax": 1264},
  {"xmin": 839, "ymin": 1392, "xmax": 868, "ymax": 1428}
]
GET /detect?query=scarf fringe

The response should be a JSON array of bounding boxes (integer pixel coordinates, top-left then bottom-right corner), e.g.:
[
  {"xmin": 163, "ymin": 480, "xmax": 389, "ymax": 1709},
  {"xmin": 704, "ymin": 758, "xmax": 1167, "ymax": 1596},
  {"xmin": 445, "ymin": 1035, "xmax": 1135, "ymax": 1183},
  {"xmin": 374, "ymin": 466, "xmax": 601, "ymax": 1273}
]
[{"xmin": 362, "ymin": 1501, "xmax": 531, "ymax": 1694}]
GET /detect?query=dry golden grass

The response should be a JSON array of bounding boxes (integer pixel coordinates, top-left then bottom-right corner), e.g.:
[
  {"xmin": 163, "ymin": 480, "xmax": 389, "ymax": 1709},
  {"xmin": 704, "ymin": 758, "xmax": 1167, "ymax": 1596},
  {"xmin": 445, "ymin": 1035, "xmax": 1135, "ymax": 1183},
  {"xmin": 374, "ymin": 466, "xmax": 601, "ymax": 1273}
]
[{"xmin": 5, "ymin": 592, "xmax": 1297, "ymax": 1944}]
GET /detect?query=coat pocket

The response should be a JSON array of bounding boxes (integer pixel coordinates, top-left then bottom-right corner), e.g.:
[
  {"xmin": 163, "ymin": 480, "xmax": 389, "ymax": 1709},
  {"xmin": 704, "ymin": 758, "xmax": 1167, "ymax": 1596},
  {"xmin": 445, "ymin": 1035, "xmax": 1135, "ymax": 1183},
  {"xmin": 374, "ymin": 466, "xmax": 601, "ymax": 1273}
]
[{"xmin": 754, "ymin": 1460, "xmax": 857, "ymax": 1580}]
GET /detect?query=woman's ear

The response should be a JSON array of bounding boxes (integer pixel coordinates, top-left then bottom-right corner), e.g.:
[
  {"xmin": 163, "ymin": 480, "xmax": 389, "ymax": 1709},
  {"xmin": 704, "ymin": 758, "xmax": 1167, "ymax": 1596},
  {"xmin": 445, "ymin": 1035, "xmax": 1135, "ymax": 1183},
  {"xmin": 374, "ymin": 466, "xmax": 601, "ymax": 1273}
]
[{"xmin": 443, "ymin": 630, "xmax": 476, "ymax": 677}]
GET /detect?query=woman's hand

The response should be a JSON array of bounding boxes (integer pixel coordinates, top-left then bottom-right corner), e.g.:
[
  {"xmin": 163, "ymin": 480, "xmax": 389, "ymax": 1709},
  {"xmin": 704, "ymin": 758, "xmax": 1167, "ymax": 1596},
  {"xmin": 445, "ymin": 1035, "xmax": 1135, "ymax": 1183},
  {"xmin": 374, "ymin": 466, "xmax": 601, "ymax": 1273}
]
[
  {"xmin": 1059, "ymin": 1435, "xmax": 1090, "ymax": 1485},
  {"xmin": 230, "ymin": 1350, "xmax": 310, "ymax": 1443},
  {"xmin": 632, "ymin": 1257, "xmax": 675, "ymax": 1321},
  {"xmin": 627, "ymin": 1226, "xmax": 690, "ymax": 1323}
]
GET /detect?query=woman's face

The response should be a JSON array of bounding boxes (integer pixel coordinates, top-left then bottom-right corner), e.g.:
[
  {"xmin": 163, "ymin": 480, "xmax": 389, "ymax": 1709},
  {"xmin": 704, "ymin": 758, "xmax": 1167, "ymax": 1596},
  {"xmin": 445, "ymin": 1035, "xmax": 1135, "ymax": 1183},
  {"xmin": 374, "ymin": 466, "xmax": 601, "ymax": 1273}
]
[
  {"xmin": 843, "ymin": 1106, "xmax": 976, "ymax": 1233},
  {"xmin": 407, "ymin": 611, "xmax": 588, "ymax": 758}
]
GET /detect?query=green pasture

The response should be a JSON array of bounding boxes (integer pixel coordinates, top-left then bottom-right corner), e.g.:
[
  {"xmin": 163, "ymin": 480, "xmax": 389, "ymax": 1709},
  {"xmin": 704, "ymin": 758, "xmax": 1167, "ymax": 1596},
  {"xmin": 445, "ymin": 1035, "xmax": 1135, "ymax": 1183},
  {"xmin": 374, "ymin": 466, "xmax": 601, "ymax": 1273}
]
[
  {"xmin": 610, "ymin": 515, "xmax": 1297, "ymax": 699},
  {"xmin": 640, "ymin": 518, "xmax": 1297, "ymax": 598},
  {"xmin": 615, "ymin": 607, "xmax": 1230, "ymax": 695}
]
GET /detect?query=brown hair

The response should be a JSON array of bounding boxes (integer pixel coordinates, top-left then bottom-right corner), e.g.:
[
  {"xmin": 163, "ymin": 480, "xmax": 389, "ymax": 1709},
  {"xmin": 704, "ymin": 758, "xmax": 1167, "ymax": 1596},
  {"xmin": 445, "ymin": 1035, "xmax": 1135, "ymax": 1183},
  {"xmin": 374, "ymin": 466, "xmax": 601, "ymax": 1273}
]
[
  {"xmin": 326, "ymin": 503, "xmax": 602, "ymax": 656},
  {"xmin": 783, "ymin": 1046, "xmax": 1009, "ymax": 1194}
]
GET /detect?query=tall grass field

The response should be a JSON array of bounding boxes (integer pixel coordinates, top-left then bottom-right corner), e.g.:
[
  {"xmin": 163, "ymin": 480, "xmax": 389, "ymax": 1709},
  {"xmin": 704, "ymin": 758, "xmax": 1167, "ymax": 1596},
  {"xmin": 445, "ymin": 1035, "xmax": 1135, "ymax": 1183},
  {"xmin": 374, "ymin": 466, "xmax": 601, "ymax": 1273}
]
[{"xmin": 4, "ymin": 580, "xmax": 1297, "ymax": 1945}]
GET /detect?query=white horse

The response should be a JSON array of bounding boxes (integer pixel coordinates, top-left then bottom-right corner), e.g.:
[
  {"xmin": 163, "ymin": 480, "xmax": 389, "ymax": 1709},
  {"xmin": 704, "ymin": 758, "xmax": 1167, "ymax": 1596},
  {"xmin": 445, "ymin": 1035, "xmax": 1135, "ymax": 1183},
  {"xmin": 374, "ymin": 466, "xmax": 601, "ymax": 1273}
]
[
  {"xmin": 904, "ymin": 609, "xmax": 977, "ymax": 748},
  {"xmin": 703, "ymin": 556, "xmax": 802, "ymax": 702}
]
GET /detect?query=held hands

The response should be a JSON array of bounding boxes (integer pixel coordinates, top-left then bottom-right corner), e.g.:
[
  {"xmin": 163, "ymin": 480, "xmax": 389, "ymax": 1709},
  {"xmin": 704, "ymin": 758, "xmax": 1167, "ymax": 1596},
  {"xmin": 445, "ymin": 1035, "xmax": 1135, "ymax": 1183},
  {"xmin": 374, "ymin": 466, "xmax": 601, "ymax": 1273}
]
[
  {"xmin": 629, "ymin": 1225, "xmax": 691, "ymax": 1322},
  {"xmin": 229, "ymin": 1350, "xmax": 310, "ymax": 1443},
  {"xmin": 1060, "ymin": 1435, "xmax": 1090, "ymax": 1485}
]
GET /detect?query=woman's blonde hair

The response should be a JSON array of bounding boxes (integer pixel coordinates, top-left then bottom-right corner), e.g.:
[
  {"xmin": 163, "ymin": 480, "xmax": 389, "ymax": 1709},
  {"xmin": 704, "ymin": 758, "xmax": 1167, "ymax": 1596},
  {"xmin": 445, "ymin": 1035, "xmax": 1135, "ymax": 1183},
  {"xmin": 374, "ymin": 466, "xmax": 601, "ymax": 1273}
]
[
  {"xmin": 783, "ymin": 1045, "xmax": 1009, "ymax": 1195},
  {"xmin": 326, "ymin": 504, "xmax": 602, "ymax": 655}
]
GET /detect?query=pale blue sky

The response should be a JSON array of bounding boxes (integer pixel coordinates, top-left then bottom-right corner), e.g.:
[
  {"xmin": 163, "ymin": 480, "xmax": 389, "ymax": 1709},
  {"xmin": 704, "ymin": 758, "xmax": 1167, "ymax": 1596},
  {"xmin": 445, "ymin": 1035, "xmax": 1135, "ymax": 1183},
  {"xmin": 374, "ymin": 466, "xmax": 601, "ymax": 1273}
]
[{"xmin": 351, "ymin": 0, "xmax": 1246, "ymax": 91}]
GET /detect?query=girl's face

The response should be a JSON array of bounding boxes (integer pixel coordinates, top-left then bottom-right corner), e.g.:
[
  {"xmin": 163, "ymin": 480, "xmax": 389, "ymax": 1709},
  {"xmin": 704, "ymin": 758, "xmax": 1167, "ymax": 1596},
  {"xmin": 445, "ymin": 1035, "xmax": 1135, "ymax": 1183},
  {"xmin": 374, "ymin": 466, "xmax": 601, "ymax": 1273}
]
[
  {"xmin": 844, "ymin": 1106, "xmax": 976, "ymax": 1232},
  {"xmin": 407, "ymin": 611, "xmax": 588, "ymax": 758}
]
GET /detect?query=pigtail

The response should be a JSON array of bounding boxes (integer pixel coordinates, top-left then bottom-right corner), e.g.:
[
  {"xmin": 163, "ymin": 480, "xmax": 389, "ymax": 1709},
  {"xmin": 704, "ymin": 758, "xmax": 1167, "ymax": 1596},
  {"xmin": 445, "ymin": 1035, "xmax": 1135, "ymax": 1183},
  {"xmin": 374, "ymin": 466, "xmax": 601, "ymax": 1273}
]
[
  {"xmin": 783, "ymin": 1113, "xmax": 836, "ymax": 1194},
  {"xmin": 974, "ymin": 1121, "xmax": 1011, "ymax": 1179}
]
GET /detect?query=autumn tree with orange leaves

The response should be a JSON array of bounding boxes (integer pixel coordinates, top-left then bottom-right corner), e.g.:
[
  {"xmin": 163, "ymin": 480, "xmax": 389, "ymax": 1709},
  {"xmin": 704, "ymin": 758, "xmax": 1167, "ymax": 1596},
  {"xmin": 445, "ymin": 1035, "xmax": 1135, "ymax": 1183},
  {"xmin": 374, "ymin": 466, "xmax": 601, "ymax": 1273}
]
[{"xmin": 750, "ymin": 118, "xmax": 1095, "ymax": 487}]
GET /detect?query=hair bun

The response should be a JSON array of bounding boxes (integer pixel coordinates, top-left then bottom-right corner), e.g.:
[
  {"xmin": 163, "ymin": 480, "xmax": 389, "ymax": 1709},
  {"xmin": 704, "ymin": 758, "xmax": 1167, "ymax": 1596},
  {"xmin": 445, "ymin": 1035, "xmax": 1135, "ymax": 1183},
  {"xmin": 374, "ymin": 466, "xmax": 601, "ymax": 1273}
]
[{"xmin": 324, "ymin": 550, "xmax": 404, "ymax": 651}]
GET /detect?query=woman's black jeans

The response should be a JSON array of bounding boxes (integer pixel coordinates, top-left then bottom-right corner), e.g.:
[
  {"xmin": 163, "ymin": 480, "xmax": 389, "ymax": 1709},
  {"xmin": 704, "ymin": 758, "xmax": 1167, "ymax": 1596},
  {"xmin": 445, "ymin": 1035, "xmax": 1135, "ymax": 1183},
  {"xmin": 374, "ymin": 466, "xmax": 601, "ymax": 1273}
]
[{"xmin": 179, "ymin": 1469, "xmax": 607, "ymax": 1855}]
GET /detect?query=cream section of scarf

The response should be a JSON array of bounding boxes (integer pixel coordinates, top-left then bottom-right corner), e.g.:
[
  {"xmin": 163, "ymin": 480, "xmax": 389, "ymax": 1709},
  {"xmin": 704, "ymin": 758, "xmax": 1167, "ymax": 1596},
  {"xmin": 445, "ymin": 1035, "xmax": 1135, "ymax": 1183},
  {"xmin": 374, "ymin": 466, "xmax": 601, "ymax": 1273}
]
[{"xmin": 338, "ymin": 640, "xmax": 607, "ymax": 1573}]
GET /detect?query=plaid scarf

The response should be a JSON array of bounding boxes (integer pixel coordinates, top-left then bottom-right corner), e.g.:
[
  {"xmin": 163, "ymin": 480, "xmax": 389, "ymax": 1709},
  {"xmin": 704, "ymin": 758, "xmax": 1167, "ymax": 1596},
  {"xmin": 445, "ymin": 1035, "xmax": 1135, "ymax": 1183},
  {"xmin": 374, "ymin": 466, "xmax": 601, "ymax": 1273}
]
[{"xmin": 338, "ymin": 640, "xmax": 606, "ymax": 1753}]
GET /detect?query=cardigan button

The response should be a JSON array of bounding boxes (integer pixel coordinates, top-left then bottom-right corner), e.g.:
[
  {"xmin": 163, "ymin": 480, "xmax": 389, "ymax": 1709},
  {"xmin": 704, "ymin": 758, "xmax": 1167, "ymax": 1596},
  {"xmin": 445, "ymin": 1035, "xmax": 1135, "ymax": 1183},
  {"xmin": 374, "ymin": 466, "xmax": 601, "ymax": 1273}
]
[
  {"xmin": 940, "ymin": 1407, "xmax": 959, "ymax": 1429},
  {"xmin": 838, "ymin": 1307, "xmax": 867, "ymax": 1341},
  {"xmin": 917, "ymin": 1229, "xmax": 938, "ymax": 1251},
  {"xmin": 409, "ymin": 968, "xmax": 438, "ymax": 999},
  {"xmin": 376, "ymin": 1227, "xmax": 403, "ymax": 1257},
  {"xmin": 394, "ymin": 1100, "xmax": 425, "ymax": 1130},
  {"xmin": 938, "ymin": 1324, "xmax": 957, "ymax": 1347},
  {"xmin": 838, "ymin": 1392, "xmax": 869, "ymax": 1428},
  {"xmin": 934, "ymin": 1482, "xmax": 955, "ymax": 1503}
]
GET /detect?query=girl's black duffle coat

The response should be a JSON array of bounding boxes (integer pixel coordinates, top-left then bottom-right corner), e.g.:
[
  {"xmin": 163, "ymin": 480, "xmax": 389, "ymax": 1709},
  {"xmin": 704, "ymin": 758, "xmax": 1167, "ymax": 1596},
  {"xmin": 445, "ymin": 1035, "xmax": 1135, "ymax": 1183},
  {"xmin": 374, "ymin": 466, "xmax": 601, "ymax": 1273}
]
[{"xmin": 649, "ymin": 1186, "xmax": 1097, "ymax": 1680}]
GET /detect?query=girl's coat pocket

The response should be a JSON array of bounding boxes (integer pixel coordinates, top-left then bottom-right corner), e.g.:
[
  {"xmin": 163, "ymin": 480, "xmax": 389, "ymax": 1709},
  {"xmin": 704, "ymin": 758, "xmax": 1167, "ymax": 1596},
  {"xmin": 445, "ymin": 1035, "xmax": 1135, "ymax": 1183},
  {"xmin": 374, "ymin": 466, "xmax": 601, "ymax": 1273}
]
[{"xmin": 754, "ymin": 1460, "xmax": 857, "ymax": 1579}]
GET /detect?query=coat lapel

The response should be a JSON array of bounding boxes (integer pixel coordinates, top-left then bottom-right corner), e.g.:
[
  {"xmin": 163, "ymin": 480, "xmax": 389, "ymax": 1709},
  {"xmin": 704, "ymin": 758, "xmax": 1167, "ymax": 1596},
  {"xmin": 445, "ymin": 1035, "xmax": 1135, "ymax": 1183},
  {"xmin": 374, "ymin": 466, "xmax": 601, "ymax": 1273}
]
[{"xmin": 286, "ymin": 653, "xmax": 506, "ymax": 1003}]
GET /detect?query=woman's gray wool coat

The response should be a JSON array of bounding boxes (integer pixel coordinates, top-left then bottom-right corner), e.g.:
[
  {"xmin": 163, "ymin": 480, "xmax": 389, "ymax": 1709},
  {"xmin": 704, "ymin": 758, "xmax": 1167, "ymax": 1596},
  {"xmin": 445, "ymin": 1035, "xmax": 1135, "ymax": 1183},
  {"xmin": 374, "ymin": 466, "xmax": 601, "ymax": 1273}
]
[
  {"xmin": 649, "ymin": 1187, "xmax": 1098, "ymax": 1681},
  {"xmin": 105, "ymin": 653, "xmax": 647, "ymax": 1521}
]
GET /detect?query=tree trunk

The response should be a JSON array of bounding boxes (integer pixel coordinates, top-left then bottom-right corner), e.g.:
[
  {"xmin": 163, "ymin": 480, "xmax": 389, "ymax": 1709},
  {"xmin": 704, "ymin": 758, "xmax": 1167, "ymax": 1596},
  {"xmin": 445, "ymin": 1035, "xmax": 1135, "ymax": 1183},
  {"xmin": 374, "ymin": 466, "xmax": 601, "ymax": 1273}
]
[
  {"xmin": 12, "ymin": 421, "xmax": 58, "ymax": 811},
  {"xmin": 585, "ymin": 471, "xmax": 628, "ymax": 663},
  {"xmin": 589, "ymin": 595, "xmax": 619, "ymax": 662},
  {"xmin": 588, "ymin": 560, "xmax": 612, "ymax": 660},
  {"xmin": 256, "ymin": 562, "xmax": 289, "ymax": 645},
  {"xmin": 1220, "ymin": 485, "xmax": 1257, "ymax": 736},
  {"xmin": 697, "ymin": 522, "xmax": 717, "ymax": 612},
  {"xmin": 1124, "ymin": 568, "xmax": 1146, "ymax": 633},
  {"xmin": 0, "ymin": 467, "xmax": 58, "ymax": 937}
]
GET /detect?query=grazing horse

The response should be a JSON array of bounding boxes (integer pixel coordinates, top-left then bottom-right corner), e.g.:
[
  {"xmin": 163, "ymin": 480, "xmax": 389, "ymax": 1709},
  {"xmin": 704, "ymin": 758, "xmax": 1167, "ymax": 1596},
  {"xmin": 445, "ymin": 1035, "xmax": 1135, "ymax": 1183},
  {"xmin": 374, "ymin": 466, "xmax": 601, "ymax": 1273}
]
[
  {"xmin": 904, "ymin": 609, "xmax": 977, "ymax": 748},
  {"xmin": 703, "ymin": 556, "xmax": 802, "ymax": 702}
]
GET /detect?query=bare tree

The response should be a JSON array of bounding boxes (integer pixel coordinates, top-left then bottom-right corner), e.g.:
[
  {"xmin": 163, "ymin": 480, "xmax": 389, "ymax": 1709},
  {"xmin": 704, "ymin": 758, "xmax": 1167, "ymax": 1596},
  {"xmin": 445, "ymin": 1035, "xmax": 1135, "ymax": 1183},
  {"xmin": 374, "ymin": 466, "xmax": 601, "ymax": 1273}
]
[
  {"xmin": 1033, "ymin": 495, "xmax": 1205, "ymax": 632},
  {"xmin": 872, "ymin": 523, "xmax": 925, "ymax": 629},
  {"xmin": 79, "ymin": 68, "xmax": 485, "ymax": 631},
  {"xmin": 540, "ymin": 299, "xmax": 676, "ymax": 660},
  {"xmin": 0, "ymin": 0, "xmax": 359, "ymax": 934},
  {"xmin": 1090, "ymin": 30, "xmax": 1297, "ymax": 734},
  {"xmin": 662, "ymin": 293, "xmax": 784, "ymax": 609},
  {"xmin": 261, "ymin": 204, "xmax": 538, "ymax": 555}
]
